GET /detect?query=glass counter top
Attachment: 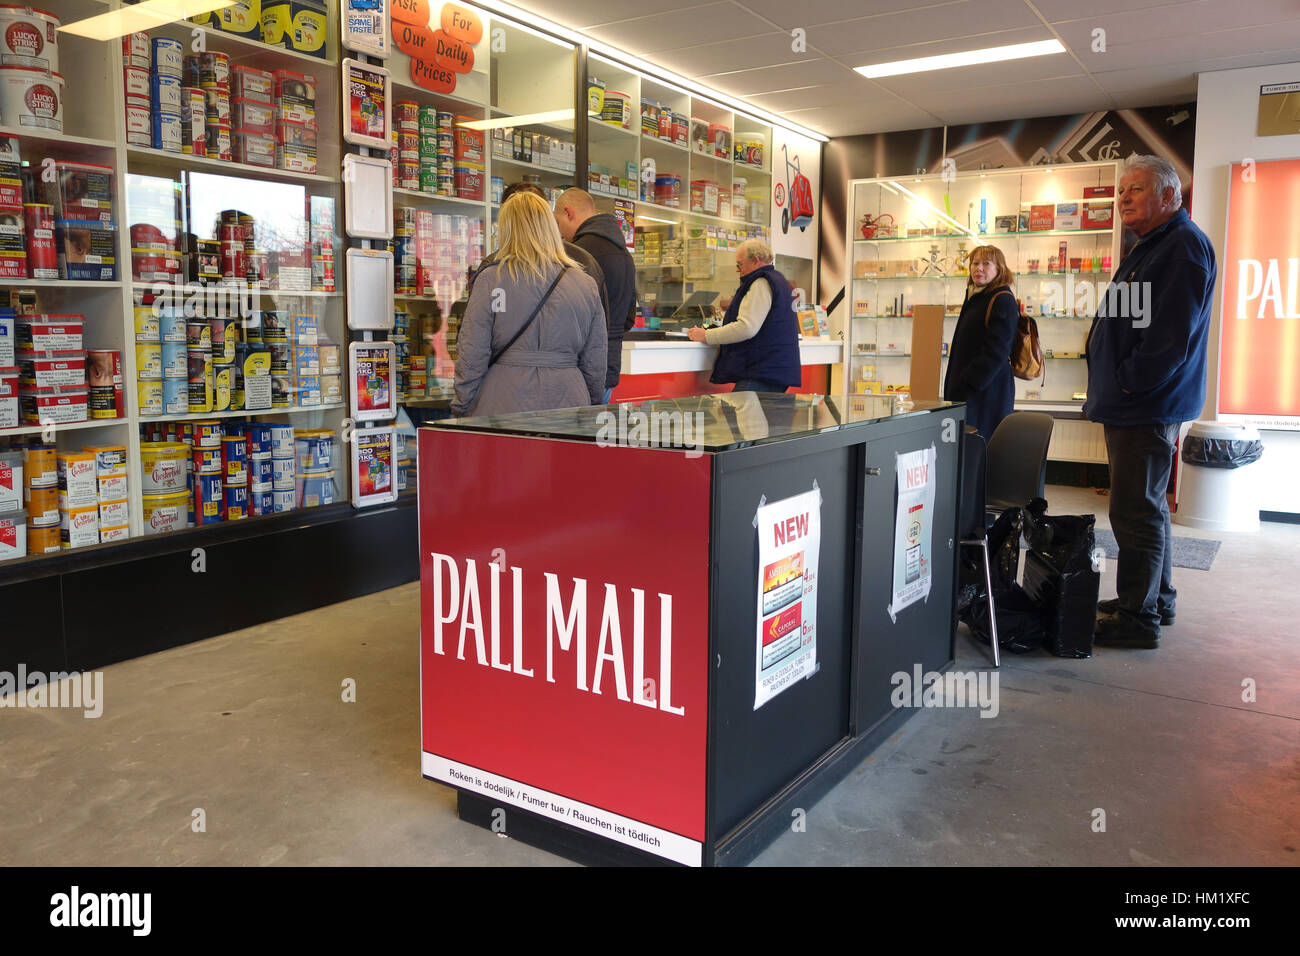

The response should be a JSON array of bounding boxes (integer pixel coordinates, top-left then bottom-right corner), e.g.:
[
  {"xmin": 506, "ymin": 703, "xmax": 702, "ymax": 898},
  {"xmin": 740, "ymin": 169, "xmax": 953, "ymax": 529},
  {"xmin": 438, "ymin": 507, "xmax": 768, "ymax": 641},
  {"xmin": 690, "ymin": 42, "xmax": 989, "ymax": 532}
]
[{"xmin": 427, "ymin": 393, "xmax": 962, "ymax": 453}]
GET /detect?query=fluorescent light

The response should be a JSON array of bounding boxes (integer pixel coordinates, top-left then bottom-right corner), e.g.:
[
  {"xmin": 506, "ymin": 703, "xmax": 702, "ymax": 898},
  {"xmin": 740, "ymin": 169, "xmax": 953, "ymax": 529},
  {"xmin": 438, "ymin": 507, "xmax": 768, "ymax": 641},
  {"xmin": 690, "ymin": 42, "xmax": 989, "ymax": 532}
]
[
  {"xmin": 637, "ymin": 215, "xmax": 677, "ymax": 224},
  {"xmin": 856, "ymin": 40, "xmax": 1065, "ymax": 79},
  {"xmin": 458, "ymin": 110, "xmax": 575, "ymax": 131},
  {"xmin": 60, "ymin": 0, "xmax": 236, "ymax": 41}
]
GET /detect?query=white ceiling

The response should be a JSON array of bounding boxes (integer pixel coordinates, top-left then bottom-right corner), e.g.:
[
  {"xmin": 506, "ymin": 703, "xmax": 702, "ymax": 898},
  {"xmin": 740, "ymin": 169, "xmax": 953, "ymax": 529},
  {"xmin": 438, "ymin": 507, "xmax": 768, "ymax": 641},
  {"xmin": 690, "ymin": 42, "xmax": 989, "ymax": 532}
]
[{"xmin": 518, "ymin": 0, "xmax": 1300, "ymax": 136}]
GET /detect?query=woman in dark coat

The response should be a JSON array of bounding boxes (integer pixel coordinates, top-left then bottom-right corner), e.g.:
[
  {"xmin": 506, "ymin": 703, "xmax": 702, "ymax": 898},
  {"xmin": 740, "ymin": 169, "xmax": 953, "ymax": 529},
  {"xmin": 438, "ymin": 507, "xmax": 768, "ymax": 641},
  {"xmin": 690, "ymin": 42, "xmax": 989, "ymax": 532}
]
[{"xmin": 943, "ymin": 244, "xmax": 1019, "ymax": 441}]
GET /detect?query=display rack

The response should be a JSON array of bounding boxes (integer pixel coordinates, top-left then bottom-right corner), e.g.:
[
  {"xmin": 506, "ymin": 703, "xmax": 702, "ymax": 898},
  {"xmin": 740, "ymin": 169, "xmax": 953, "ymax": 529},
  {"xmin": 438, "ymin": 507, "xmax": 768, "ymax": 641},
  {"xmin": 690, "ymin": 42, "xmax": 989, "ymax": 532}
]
[
  {"xmin": 844, "ymin": 162, "xmax": 1120, "ymax": 462},
  {"xmin": 0, "ymin": 0, "xmax": 348, "ymax": 564},
  {"xmin": 383, "ymin": 7, "xmax": 579, "ymax": 450},
  {"xmin": 583, "ymin": 52, "xmax": 785, "ymax": 326}
]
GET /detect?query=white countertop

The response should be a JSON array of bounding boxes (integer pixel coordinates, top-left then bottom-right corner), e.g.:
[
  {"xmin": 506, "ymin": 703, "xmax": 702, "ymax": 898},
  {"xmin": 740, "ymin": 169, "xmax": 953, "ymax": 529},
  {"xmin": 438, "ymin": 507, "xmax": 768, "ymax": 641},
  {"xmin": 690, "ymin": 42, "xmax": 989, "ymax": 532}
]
[{"xmin": 622, "ymin": 338, "xmax": 843, "ymax": 375}]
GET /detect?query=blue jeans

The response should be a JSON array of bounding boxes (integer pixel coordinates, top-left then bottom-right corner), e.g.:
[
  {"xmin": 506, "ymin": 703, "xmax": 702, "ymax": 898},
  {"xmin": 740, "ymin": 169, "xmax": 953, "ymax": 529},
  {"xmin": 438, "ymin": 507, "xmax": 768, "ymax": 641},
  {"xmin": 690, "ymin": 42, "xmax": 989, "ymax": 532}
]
[
  {"xmin": 602, "ymin": 387, "xmax": 613, "ymax": 404},
  {"xmin": 732, "ymin": 378, "xmax": 789, "ymax": 394},
  {"xmin": 1104, "ymin": 423, "xmax": 1178, "ymax": 631}
]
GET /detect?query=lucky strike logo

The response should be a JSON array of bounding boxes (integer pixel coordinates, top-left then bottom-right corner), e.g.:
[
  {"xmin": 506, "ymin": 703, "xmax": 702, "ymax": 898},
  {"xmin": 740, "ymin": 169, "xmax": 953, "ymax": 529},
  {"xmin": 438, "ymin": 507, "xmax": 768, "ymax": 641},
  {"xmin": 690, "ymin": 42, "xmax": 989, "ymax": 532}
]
[
  {"xmin": 5, "ymin": 22, "xmax": 42, "ymax": 58},
  {"xmin": 25, "ymin": 83, "xmax": 57, "ymax": 117}
]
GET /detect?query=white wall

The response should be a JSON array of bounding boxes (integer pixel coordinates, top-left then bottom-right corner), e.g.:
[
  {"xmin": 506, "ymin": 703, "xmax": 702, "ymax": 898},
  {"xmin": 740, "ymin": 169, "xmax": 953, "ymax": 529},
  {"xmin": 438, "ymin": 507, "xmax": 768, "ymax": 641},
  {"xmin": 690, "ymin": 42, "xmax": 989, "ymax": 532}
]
[{"xmin": 1192, "ymin": 63, "xmax": 1300, "ymax": 515}]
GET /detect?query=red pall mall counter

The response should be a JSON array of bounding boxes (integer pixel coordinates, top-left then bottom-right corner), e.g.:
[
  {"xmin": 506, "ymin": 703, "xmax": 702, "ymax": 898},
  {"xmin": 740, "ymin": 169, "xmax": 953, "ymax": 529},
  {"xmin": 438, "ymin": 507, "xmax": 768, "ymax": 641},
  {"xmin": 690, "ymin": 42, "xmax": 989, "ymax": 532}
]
[{"xmin": 419, "ymin": 393, "xmax": 964, "ymax": 865}]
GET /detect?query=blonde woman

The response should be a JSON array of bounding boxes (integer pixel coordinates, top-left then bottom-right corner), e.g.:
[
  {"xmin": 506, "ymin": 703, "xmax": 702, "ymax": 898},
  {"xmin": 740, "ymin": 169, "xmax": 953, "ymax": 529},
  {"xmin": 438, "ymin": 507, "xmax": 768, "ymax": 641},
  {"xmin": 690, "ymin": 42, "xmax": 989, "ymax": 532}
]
[
  {"xmin": 452, "ymin": 191, "xmax": 607, "ymax": 416},
  {"xmin": 942, "ymin": 244, "xmax": 1019, "ymax": 440}
]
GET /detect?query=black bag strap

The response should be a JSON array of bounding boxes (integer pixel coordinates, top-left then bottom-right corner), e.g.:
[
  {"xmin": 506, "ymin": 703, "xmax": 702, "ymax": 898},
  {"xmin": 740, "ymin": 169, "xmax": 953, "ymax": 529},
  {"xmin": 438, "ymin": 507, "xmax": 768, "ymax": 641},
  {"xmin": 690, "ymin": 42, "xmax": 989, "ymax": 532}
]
[{"xmin": 489, "ymin": 265, "xmax": 568, "ymax": 367}]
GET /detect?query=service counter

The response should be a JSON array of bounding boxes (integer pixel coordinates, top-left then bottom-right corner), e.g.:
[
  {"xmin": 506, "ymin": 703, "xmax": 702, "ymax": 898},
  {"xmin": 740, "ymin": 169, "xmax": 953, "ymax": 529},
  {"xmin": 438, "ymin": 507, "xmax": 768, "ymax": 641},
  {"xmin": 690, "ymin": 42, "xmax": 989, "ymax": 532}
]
[
  {"xmin": 612, "ymin": 338, "xmax": 843, "ymax": 401},
  {"xmin": 418, "ymin": 393, "xmax": 964, "ymax": 866}
]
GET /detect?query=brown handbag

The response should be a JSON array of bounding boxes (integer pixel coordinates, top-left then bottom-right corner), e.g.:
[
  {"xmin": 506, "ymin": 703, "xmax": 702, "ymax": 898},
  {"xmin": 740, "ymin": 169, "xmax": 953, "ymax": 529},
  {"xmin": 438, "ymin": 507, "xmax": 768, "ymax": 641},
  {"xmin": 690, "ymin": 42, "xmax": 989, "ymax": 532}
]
[{"xmin": 985, "ymin": 288, "xmax": 1045, "ymax": 384}]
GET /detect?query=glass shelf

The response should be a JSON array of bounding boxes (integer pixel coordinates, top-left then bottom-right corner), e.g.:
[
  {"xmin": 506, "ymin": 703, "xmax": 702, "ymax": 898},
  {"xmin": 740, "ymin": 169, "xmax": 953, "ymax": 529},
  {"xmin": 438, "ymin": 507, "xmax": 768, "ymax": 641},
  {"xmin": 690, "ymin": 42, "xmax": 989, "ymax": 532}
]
[
  {"xmin": 846, "ymin": 161, "xmax": 1119, "ymax": 424},
  {"xmin": 855, "ymin": 227, "xmax": 1114, "ymax": 243}
]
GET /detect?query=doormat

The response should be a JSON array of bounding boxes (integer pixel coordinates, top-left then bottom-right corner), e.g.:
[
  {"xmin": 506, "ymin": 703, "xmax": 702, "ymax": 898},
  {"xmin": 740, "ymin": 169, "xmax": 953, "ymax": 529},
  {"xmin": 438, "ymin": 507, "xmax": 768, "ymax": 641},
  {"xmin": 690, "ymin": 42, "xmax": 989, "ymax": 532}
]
[{"xmin": 1091, "ymin": 528, "xmax": 1221, "ymax": 571}]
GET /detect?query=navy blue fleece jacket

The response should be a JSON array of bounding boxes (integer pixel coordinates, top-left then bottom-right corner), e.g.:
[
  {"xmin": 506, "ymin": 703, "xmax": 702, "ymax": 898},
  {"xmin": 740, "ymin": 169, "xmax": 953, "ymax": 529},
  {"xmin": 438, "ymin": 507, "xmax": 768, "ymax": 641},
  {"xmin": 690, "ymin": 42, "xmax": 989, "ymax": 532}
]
[{"xmin": 1084, "ymin": 208, "xmax": 1217, "ymax": 425}]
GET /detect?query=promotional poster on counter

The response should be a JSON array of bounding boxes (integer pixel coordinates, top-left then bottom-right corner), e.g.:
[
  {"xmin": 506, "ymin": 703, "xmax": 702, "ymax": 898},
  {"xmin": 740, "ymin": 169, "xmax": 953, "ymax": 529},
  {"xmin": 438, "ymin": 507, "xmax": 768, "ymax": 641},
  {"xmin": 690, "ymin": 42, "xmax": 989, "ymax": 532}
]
[
  {"xmin": 754, "ymin": 488, "xmax": 821, "ymax": 709},
  {"xmin": 888, "ymin": 446, "xmax": 937, "ymax": 622}
]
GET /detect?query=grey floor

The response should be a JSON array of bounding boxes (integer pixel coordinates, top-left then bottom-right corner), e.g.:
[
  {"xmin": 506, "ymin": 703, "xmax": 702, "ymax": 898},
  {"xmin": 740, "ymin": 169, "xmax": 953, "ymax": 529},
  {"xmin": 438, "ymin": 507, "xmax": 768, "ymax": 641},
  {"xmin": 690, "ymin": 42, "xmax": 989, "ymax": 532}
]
[{"xmin": 2, "ymin": 484, "xmax": 1297, "ymax": 866}]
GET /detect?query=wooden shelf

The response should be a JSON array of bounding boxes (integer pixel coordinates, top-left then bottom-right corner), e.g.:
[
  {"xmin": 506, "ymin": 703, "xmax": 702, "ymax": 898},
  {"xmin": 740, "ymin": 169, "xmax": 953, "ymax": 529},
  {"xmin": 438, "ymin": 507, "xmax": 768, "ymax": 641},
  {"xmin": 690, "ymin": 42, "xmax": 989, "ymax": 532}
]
[
  {"xmin": 490, "ymin": 154, "xmax": 575, "ymax": 178},
  {"xmin": 140, "ymin": 403, "xmax": 346, "ymax": 423},
  {"xmin": 126, "ymin": 146, "xmax": 336, "ymax": 185},
  {"xmin": 148, "ymin": 20, "xmax": 337, "ymax": 70},
  {"xmin": 0, "ymin": 126, "xmax": 117, "ymax": 154},
  {"xmin": 130, "ymin": 283, "xmax": 340, "ymax": 298},
  {"xmin": 394, "ymin": 188, "xmax": 486, "ymax": 210},
  {"xmin": 391, "ymin": 75, "xmax": 486, "ymax": 110},
  {"xmin": 1, "ymin": 419, "xmax": 124, "ymax": 437},
  {"xmin": 640, "ymin": 134, "xmax": 690, "ymax": 154},
  {"xmin": 0, "ymin": 278, "xmax": 122, "ymax": 288},
  {"xmin": 622, "ymin": 197, "xmax": 764, "ymax": 229}
]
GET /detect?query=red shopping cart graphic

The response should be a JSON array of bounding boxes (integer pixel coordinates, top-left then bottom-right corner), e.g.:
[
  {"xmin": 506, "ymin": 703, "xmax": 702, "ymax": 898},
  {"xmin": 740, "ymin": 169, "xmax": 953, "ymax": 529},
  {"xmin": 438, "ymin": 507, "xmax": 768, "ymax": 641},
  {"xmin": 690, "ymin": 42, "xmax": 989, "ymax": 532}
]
[{"xmin": 779, "ymin": 143, "xmax": 814, "ymax": 234}]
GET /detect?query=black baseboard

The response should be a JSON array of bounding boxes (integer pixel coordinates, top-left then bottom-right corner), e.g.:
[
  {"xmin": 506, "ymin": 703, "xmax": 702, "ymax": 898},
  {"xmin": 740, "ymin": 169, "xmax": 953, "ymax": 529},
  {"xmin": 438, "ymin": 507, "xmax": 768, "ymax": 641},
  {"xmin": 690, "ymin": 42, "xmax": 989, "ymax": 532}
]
[
  {"xmin": 1262, "ymin": 511, "xmax": 1300, "ymax": 525},
  {"xmin": 441, "ymin": 691, "xmax": 931, "ymax": 867},
  {"xmin": 712, "ymin": 699, "xmax": 921, "ymax": 867},
  {"xmin": 453, "ymin": 789, "xmax": 677, "ymax": 867},
  {"xmin": 1, "ymin": 497, "xmax": 419, "ymax": 676}
]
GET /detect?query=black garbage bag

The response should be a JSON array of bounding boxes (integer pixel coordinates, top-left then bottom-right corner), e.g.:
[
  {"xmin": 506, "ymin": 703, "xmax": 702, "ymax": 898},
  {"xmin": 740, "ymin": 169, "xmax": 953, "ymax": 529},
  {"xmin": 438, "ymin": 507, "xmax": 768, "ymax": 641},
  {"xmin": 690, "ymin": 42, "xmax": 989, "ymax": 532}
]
[
  {"xmin": 966, "ymin": 582, "xmax": 1046, "ymax": 653},
  {"xmin": 1022, "ymin": 500, "xmax": 1100, "ymax": 659},
  {"xmin": 1182, "ymin": 435, "xmax": 1263, "ymax": 469},
  {"xmin": 960, "ymin": 505, "xmax": 1043, "ymax": 652}
]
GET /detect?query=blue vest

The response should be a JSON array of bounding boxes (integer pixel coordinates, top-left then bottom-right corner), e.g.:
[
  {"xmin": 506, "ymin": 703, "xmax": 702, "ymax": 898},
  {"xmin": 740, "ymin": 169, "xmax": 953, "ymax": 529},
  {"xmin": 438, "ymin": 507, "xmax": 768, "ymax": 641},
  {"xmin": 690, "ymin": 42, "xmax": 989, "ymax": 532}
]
[{"xmin": 710, "ymin": 264, "xmax": 802, "ymax": 388}]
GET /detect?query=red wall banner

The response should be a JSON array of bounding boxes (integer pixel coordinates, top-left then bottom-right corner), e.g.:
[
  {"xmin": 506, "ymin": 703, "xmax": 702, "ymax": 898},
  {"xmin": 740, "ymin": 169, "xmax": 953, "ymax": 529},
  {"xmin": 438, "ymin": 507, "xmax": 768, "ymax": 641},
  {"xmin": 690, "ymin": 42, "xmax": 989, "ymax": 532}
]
[{"xmin": 1220, "ymin": 158, "xmax": 1300, "ymax": 424}]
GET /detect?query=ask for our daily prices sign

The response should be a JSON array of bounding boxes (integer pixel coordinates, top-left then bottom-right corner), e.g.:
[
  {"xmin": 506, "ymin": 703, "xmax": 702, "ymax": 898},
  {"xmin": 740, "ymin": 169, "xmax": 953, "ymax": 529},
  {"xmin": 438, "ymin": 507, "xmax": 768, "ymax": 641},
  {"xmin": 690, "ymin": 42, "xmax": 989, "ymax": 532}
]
[{"xmin": 1220, "ymin": 158, "xmax": 1300, "ymax": 429}]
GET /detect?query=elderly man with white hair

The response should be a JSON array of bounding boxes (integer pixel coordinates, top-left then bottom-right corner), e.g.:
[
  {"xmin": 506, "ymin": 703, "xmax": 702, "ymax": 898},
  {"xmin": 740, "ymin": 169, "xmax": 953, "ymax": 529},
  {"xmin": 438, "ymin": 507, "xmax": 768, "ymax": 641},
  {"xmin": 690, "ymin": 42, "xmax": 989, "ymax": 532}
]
[
  {"xmin": 686, "ymin": 238, "xmax": 802, "ymax": 394},
  {"xmin": 1085, "ymin": 154, "xmax": 1217, "ymax": 650}
]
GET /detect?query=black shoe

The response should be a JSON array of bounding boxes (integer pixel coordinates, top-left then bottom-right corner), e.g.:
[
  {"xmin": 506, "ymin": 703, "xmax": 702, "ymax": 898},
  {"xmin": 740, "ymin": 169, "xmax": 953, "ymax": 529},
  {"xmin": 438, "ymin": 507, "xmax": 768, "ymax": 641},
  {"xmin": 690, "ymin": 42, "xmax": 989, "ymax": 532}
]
[
  {"xmin": 1094, "ymin": 613, "xmax": 1160, "ymax": 649},
  {"xmin": 1098, "ymin": 597, "xmax": 1175, "ymax": 626}
]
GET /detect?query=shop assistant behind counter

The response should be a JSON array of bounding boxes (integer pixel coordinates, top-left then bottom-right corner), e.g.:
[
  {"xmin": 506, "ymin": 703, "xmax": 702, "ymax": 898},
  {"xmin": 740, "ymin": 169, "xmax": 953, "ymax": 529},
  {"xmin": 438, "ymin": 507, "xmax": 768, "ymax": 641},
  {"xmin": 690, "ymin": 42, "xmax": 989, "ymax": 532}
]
[{"xmin": 686, "ymin": 239, "xmax": 802, "ymax": 394}]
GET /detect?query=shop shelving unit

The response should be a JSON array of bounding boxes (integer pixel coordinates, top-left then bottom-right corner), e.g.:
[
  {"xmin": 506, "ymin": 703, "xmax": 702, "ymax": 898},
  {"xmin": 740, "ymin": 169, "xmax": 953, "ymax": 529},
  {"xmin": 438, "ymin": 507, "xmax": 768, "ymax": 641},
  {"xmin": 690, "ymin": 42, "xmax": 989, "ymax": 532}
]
[
  {"xmin": 583, "ymin": 52, "xmax": 786, "ymax": 321},
  {"xmin": 844, "ymin": 161, "xmax": 1121, "ymax": 462},
  {"xmin": 0, "ymin": 0, "xmax": 348, "ymax": 558},
  {"xmin": 384, "ymin": 11, "xmax": 580, "ymax": 432}
]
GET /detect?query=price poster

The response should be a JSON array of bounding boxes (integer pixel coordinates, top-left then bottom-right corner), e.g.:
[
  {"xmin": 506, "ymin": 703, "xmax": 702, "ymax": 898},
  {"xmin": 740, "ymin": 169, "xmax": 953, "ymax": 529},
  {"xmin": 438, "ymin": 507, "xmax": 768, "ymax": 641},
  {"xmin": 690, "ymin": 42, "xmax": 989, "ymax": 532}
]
[
  {"xmin": 888, "ymin": 445, "xmax": 937, "ymax": 621},
  {"xmin": 352, "ymin": 426, "xmax": 398, "ymax": 508},
  {"xmin": 753, "ymin": 488, "xmax": 821, "ymax": 710},
  {"xmin": 349, "ymin": 341, "xmax": 397, "ymax": 421}
]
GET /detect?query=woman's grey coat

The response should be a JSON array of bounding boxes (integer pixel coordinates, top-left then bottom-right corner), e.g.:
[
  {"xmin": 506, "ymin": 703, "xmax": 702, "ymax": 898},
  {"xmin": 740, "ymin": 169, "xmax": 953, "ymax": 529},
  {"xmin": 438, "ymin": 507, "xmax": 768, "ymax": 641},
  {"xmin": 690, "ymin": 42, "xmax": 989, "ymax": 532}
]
[{"xmin": 452, "ymin": 261, "xmax": 608, "ymax": 417}]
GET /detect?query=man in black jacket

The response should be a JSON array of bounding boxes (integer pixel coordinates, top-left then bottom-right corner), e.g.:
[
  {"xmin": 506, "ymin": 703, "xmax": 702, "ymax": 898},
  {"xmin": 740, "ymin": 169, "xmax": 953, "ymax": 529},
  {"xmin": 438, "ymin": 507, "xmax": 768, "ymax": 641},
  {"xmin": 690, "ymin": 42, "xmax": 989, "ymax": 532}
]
[
  {"xmin": 466, "ymin": 182, "xmax": 609, "ymax": 327},
  {"xmin": 555, "ymin": 188, "xmax": 637, "ymax": 402}
]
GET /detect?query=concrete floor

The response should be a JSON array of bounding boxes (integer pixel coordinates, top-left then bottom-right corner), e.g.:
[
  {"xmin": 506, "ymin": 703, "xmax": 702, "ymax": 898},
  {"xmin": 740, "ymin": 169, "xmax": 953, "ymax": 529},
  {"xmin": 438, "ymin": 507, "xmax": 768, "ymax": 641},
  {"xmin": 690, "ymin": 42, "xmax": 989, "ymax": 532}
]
[{"xmin": 1, "ymin": 484, "xmax": 1297, "ymax": 866}]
